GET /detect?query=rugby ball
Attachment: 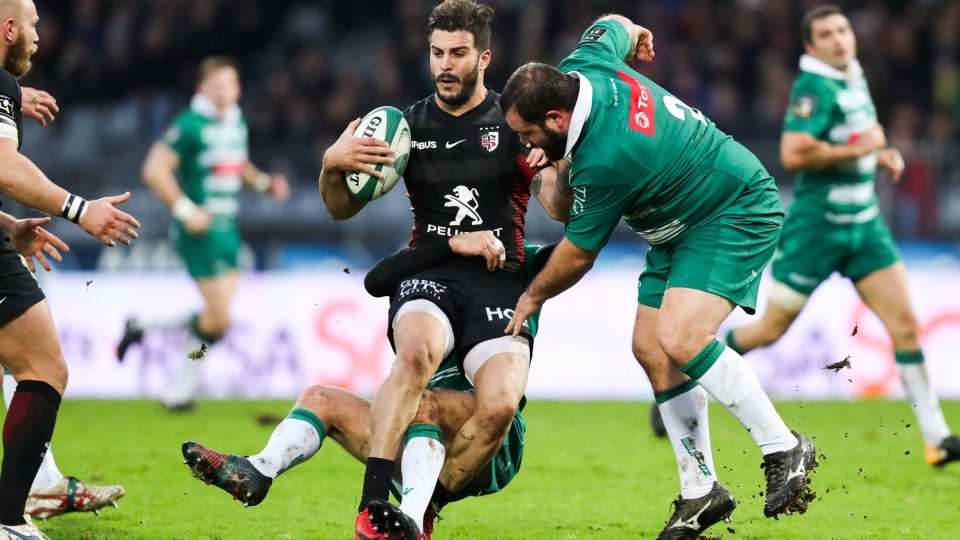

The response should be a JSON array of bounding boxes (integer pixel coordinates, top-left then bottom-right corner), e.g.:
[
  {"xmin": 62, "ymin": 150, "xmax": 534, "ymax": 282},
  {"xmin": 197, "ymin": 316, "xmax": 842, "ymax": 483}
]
[{"xmin": 346, "ymin": 106, "xmax": 411, "ymax": 200}]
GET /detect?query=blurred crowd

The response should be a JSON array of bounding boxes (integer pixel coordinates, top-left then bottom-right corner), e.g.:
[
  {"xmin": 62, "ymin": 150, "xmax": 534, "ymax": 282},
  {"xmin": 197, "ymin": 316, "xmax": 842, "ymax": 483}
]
[{"xmin": 14, "ymin": 0, "xmax": 960, "ymax": 250}]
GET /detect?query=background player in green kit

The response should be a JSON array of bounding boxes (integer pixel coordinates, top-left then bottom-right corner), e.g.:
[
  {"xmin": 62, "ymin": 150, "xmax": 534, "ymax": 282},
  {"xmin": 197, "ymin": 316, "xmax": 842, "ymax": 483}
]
[
  {"xmin": 178, "ymin": 232, "xmax": 541, "ymax": 539},
  {"xmin": 118, "ymin": 57, "xmax": 290, "ymax": 411},
  {"xmin": 501, "ymin": 14, "xmax": 818, "ymax": 538},
  {"xmin": 725, "ymin": 5, "xmax": 960, "ymax": 468}
]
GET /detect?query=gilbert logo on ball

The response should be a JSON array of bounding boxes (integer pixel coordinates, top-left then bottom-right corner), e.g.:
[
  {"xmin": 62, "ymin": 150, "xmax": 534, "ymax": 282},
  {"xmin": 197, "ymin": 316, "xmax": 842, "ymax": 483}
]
[{"xmin": 346, "ymin": 106, "xmax": 411, "ymax": 201}]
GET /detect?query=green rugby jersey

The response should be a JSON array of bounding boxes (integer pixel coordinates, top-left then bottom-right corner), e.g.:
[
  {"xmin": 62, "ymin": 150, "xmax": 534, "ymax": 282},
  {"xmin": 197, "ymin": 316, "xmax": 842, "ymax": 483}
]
[
  {"xmin": 783, "ymin": 55, "xmax": 879, "ymax": 224},
  {"xmin": 162, "ymin": 95, "xmax": 249, "ymax": 234},
  {"xmin": 426, "ymin": 243, "xmax": 544, "ymax": 405},
  {"xmin": 557, "ymin": 20, "xmax": 774, "ymax": 251}
]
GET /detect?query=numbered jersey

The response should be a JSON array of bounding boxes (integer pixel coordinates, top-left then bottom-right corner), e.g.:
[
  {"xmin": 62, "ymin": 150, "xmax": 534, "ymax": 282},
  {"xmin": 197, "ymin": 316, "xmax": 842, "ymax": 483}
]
[
  {"xmin": 783, "ymin": 55, "xmax": 879, "ymax": 223},
  {"xmin": 162, "ymin": 95, "xmax": 249, "ymax": 234},
  {"xmin": 557, "ymin": 20, "xmax": 775, "ymax": 251}
]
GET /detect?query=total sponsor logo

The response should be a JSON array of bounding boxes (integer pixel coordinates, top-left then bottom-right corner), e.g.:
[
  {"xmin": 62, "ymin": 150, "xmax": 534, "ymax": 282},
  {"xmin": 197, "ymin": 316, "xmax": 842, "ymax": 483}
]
[{"xmin": 398, "ymin": 279, "xmax": 448, "ymax": 299}]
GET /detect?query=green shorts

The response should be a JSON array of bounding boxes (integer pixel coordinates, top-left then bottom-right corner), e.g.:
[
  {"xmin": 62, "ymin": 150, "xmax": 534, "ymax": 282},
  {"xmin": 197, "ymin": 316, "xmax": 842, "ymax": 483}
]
[
  {"xmin": 637, "ymin": 183, "xmax": 783, "ymax": 315},
  {"xmin": 172, "ymin": 225, "xmax": 241, "ymax": 279},
  {"xmin": 771, "ymin": 207, "xmax": 901, "ymax": 295}
]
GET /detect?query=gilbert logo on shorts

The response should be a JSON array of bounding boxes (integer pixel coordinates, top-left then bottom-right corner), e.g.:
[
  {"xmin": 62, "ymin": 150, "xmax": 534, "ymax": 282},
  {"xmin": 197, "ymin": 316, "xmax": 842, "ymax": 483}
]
[
  {"xmin": 399, "ymin": 279, "xmax": 448, "ymax": 299},
  {"xmin": 444, "ymin": 185, "xmax": 483, "ymax": 226}
]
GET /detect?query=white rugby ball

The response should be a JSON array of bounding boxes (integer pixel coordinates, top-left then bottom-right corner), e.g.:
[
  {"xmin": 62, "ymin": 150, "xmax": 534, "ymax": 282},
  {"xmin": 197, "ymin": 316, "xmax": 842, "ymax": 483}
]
[{"xmin": 346, "ymin": 106, "xmax": 411, "ymax": 201}]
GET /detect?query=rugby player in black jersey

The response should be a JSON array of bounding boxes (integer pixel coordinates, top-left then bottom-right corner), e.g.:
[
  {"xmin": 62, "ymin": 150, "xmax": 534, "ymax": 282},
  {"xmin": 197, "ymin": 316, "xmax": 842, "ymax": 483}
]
[
  {"xmin": 0, "ymin": 1, "xmax": 139, "ymax": 538},
  {"xmin": 319, "ymin": 1, "xmax": 570, "ymax": 538}
]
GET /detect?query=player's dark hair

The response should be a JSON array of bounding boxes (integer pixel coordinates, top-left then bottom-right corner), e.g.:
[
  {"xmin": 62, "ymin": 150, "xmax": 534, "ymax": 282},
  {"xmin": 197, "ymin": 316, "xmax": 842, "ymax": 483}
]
[
  {"xmin": 428, "ymin": 0, "xmax": 494, "ymax": 52},
  {"xmin": 197, "ymin": 56, "xmax": 239, "ymax": 83},
  {"xmin": 801, "ymin": 4, "xmax": 844, "ymax": 44},
  {"xmin": 500, "ymin": 62, "xmax": 579, "ymax": 124}
]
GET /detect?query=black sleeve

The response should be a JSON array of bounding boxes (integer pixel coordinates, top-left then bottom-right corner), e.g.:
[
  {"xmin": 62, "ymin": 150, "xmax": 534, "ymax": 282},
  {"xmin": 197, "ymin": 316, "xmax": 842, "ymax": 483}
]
[
  {"xmin": 0, "ymin": 70, "xmax": 20, "ymax": 136},
  {"xmin": 364, "ymin": 241, "xmax": 455, "ymax": 297}
]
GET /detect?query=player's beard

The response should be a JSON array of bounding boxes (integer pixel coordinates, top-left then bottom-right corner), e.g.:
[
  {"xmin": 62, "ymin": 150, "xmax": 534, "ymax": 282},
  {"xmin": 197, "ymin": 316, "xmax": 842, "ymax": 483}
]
[
  {"xmin": 435, "ymin": 62, "xmax": 480, "ymax": 107},
  {"xmin": 539, "ymin": 125, "xmax": 568, "ymax": 162},
  {"xmin": 6, "ymin": 33, "xmax": 33, "ymax": 79}
]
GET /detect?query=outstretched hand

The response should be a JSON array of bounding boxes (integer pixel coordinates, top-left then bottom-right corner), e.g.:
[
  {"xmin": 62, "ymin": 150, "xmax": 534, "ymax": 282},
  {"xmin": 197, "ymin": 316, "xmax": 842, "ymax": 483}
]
[
  {"xmin": 21, "ymin": 87, "xmax": 59, "ymax": 126},
  {"xmin": 9, "ymin": 216, "xmax": 69, "ymax": 272},
  {"xmin": 80, "ymin": 192, "xmax": 141, "ymax": 247}
]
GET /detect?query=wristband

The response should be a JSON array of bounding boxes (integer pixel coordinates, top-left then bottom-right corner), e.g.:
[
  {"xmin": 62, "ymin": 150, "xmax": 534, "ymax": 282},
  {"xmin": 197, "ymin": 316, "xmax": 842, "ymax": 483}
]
[
  {"xmin": 254, "ymin": 172, "xmax": 272, "ymax": 193},
  {"xmin": 172, "ymin": 196, "xmax": 200, "ymax": 223},
  {"xmin": 60, "ymin": 193, "xmax": 89, "ymax": 224}
]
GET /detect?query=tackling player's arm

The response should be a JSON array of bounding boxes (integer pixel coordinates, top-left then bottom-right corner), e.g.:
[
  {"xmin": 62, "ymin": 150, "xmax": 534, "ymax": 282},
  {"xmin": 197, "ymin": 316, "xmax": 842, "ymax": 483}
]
[
  {"xmin": 531, "ymin": 158, "xmax": 573, "ymax": 222},
  {"xmin": 142, "ymin": 142, "xmax": 211, "ymax": 235},
  {"xmin": 364, "ymin": 231, "xmax": 507, "ymax": 297},
  {"xmin": 319, "ymin": 118, "xmax": 394, "ymax": 220},
  {"xmin": 506, "ymin": 237, "xmax": 598, "ymax": 337},
  {"xmin": 240, "ymin": 162, "xmax": 289, "ymax": 201},
  {"xmin": 781, "ymin": 126, "xmax": 885, "ymax": 171}
]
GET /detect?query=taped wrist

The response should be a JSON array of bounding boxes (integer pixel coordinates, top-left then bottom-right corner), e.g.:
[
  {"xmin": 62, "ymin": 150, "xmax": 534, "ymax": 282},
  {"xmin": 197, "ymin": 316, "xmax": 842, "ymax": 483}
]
[
  {"xmin": 60, "ymin": 193, "xmax": 89, "ymax": 224},
  {"xmin": 172, "ymin": 196, "xmax": 200, "ymax": 223},
  {"xmin": 254, "ymin": 172, "xmax": 272, "ymax": 193}
]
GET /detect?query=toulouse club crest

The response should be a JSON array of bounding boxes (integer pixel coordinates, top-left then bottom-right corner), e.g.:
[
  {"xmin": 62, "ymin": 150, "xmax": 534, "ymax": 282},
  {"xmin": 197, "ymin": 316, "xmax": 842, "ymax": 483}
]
[{"xmin": 480, "ymin": 130, "xmax": 499, "ymax": 152}]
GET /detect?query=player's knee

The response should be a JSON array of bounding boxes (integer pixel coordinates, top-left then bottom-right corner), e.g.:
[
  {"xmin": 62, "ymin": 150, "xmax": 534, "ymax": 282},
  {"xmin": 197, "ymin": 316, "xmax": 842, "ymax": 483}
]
[
  {"xmin": 887, "ymin": 312, "xmax": 920, "ymax": 347},
  {"xmin": 475, "ymin": 402, "xmax": 515, "ymax": 440},
  {"xmin": 756, "ymin": 322, "xmax": 789, "ymax": 346},
  {"xmin": 393, "ymin": 343, "xmax": 437, "ymax": 381},
  {"xmin": 297, "ymin": 384, "xmax": 333, "ymax": 410},
  {"xmin": 657, "ymin": 327, "xmax": 701, "ymax": 365}
]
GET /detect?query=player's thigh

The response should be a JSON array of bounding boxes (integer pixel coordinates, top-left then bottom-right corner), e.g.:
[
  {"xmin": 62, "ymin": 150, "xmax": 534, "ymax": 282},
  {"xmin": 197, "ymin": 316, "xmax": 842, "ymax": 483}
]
[
  {"xmin": 195, "ymin": 270, "xmax": 240, "ymax": 317},
  {"xmin": 419, "ymin": 388, "xmax": 477, "ymax": 442},
  {"xmin": 770, "ymin": 209, "xmax": 846, "ymax": 296},
  {"xmin": 469, "ymin": 344, "xmax": 530, "ymax": 416},
  {"xmin": 296, "ymin": 385, "xmax": 371, "ymax": 463},
  {"xmin": 388, "ymin": 271, "xmax": 460, "ymax": 362},
  {"xmin": 853, "ymin": 261, "xmax": 918, "ymax": 338},
  {"xmin": 0, "ymin": 300, "xmax": 67, "ymax": 392}
]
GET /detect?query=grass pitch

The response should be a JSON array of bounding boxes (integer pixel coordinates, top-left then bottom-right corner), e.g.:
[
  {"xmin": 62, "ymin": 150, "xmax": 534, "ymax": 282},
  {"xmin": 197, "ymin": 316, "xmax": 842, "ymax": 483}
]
[{"xmin": 25, "ymin": 399, "xmax": 960, "ymax": 539}]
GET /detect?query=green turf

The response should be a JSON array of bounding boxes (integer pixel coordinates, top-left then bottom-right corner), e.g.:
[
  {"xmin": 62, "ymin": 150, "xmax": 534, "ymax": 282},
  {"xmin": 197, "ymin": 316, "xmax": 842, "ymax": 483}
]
[{"xmin": 16, "ymin": 399, "xmax": 960, "ymax": 539}]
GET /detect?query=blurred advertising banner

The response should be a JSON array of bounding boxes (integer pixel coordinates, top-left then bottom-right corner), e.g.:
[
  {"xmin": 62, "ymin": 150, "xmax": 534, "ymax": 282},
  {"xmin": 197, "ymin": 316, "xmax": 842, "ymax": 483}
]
[{"xmin": 40, "ymin": 269, "xmax": 960, "ymax": 400}]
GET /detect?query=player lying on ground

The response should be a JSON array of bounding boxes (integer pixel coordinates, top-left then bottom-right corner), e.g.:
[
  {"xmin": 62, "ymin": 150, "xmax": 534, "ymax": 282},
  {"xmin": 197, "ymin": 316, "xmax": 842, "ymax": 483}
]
[{"xmin": 181, "ymin": 232, "xmax": 548, "ymax": 539}]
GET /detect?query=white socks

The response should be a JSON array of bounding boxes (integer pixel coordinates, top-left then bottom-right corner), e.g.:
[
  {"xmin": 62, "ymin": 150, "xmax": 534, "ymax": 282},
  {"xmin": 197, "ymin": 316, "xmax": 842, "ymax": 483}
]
[
  {"xmin": 4, "ymin": 373, "xmax": 64, "ymax": 490},
  {"xmin": 897, "ymin": 361, "xmax": 950, "ymax": 447},
  {"xmin": 163, "ymin": 333, "xmax": 204, "ymax": 407},
  {"xmin": 685, "ymin": 341, "xmax": 798, "ymax": 455},
  {"xmin": 658, "ymin": 384, "xmax": 716, "ymax": 499},
  {"xmin": 249, "ymin": 412, "xmax": 325, "ymax": 478},
  {"xmin": 399, "ymin": 426, "xmax": 446, "ymax": 532}
]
